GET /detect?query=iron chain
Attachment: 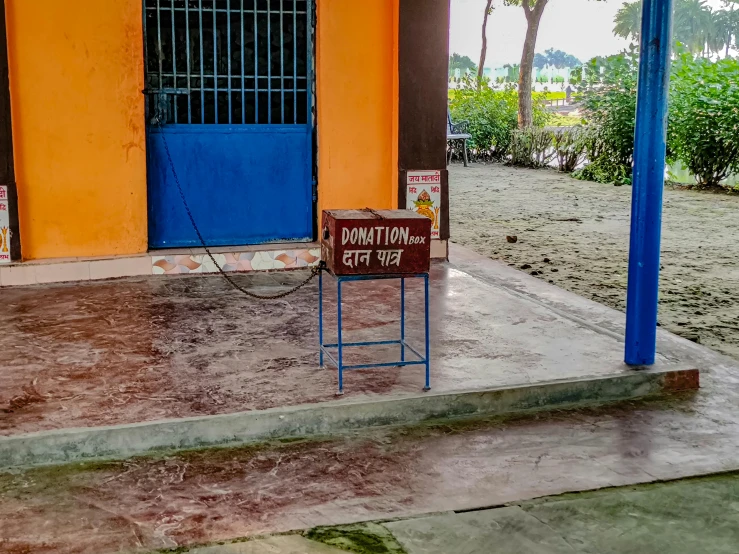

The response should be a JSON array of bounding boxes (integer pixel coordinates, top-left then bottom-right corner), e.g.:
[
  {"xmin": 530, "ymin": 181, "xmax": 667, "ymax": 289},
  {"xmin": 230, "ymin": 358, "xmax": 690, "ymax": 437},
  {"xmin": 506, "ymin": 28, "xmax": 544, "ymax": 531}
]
[{"xmin": 154, "ymin": 115, "xmax": 321, "ymax": 300}]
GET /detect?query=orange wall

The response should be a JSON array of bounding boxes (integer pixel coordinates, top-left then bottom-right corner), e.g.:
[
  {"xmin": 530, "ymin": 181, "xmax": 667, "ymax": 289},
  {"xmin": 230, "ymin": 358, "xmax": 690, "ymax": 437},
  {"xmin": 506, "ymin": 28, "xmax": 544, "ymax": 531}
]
[
  {"xmin": 6, "ymin": 0, "xmax": 397, "ymax": 260},
  {"xmin": 6, "ymin": 0, "xmax": 147, "ymax": 260},
  {"xmin": 316, "ymin": 0, "xmax": 399, "ymax": 219}
]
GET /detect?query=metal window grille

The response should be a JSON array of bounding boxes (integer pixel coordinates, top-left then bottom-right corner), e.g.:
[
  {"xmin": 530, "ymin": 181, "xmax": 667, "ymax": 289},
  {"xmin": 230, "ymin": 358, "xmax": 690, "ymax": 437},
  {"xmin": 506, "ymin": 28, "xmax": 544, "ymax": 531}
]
[{"xmin": 144, "ymin": 0, "xmax": 311, "ymax": 125}]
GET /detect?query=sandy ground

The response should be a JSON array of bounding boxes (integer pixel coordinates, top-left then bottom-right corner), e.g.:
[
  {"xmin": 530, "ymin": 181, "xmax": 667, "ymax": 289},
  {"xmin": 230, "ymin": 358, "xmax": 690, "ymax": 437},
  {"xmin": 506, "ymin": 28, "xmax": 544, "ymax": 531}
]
[{"xmin": 449, "ymin": 163, "xmax": 739, "ymax": 360}]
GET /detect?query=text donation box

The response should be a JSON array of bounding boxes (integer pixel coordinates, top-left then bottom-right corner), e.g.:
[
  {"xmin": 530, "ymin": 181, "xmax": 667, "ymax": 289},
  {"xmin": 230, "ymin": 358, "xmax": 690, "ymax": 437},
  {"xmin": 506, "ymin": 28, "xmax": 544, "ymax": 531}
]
[
  {"xmin": 319, "ymin": 209, "xmax": 432, "ymax": 395},
  {"xmin": 321, "ymin": 209, "xmax": 431, "ymax": 276}
]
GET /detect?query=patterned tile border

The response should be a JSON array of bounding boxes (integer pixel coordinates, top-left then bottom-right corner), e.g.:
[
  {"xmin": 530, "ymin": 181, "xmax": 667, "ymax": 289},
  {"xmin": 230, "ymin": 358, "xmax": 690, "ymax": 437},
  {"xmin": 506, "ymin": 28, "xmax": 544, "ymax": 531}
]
[
  {"xmin": 151, "ymin": 248, "xmax": 321, "ymax": 275},
  {"xmin": 1, "ymin": 242, "xmax": 447, "ymax": 287}
]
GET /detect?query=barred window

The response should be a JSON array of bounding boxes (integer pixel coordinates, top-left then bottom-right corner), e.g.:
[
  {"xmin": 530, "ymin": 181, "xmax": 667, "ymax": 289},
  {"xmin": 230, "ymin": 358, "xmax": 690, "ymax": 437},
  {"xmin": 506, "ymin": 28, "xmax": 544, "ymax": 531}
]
[{"xmin": 144, "ymin": 0, "xmax": 311, "ymax": 125}]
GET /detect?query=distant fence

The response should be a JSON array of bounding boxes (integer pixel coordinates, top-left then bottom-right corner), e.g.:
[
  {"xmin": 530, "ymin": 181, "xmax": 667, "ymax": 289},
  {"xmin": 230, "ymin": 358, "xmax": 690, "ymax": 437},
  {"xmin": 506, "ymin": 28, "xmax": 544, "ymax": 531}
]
[{"xmin": 544, "ymin": 98, "xmax": 567, "ymax": 108}]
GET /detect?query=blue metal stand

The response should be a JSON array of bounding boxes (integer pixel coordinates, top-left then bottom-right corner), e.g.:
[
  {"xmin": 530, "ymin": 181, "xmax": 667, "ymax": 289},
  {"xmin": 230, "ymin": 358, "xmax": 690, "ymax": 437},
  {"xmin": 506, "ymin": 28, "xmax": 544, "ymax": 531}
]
[
  {"xmin": 625, "ymin": 0, "xmax": 674, "ymax": 366},
  {"xmin": 319, "ymin": 272, "xmax": 431, "ymax": 395}
]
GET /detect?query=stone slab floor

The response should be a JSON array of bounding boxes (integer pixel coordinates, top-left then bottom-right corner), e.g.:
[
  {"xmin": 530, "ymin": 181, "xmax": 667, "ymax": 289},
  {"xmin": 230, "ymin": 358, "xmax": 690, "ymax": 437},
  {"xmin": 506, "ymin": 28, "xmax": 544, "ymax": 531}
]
[
  {"xmin": 346, "ymin": 473, "xmax": 739, "ymax": 554},
  {"xmin": 32, "ymin": 472, "xmax": 733, "ymax": 554},
  {"xmin": 384, "ymin": 473, "xmax": 739, "ymax": 554},
  {"xmin": 2, "ymin": 240, "xmax": 739, "ymax": 553}
]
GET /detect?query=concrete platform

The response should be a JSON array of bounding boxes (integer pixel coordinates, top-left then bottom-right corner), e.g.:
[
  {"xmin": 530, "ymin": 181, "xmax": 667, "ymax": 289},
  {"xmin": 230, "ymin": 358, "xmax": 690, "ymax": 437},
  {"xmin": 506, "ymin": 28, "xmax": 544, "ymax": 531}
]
[{"xmin": 0, "ymin": 245, "xmax": 700, "ymax": 467}]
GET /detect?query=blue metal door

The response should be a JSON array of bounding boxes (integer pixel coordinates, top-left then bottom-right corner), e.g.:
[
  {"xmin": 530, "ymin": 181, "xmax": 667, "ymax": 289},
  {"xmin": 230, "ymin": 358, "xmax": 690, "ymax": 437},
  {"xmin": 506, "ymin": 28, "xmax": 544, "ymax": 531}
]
[{"xmin": 144, "ymin": 0, "xmax": 314, "ymax": 248}]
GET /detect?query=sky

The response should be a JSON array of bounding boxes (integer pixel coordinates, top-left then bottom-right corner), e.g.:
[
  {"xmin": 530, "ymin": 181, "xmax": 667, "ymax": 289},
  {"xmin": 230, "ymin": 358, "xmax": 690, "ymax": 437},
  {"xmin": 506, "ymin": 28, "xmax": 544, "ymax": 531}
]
[{"xmin": 450, "ymin": 0, "xmax": 727, "ymax": 69}]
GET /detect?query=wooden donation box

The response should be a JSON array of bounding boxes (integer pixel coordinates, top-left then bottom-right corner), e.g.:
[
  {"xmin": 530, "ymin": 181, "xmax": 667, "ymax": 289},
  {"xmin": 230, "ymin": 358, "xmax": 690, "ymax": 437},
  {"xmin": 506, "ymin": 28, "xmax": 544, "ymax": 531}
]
[{"xmin": 321, "ymin": 209, "xmax": 432, "ymax": 276}]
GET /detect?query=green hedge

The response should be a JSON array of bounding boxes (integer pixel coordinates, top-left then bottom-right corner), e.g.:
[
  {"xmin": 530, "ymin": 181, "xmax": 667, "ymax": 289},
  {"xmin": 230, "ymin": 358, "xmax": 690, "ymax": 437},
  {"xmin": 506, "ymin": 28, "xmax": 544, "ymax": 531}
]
[
  {"xmin": 575, "ymin": 50, "xmax": 739, "ymax": 187},
  {"xmin": 449, "ymin": 78, "xmax": 547, "ymax": 162},
  {"xmin": 669, "ymin": 54, "xmax": 739, "ymax": 187}
]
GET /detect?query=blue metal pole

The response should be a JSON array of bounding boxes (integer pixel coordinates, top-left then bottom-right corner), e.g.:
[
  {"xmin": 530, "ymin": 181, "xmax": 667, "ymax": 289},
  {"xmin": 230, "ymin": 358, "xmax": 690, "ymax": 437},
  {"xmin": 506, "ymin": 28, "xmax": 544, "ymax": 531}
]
[{"xmin": 625, "ymin": 0, "xmax": 674, "ymax": 366}]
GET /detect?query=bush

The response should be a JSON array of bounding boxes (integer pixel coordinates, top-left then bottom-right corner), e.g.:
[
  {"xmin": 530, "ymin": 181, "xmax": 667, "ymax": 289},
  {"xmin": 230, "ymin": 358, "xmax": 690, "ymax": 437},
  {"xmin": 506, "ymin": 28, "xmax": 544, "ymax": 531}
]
[
  {"xmin": 668, "ymin": 55, "xmax": 739, "ymax": 187},
  {"xmin": 572, "ymin": 124, "xmax": 632, "ymax": 184},
  {"xmin": 552, "ymin": 126, "xmax": 588, "ymax": 173},
  {"xmin": 575, "ymin": 49, "xmax": 739, "ymax": 187},
  {"xmin": 510, "ymin": 128, "xmax": 555, "ymax": 168},
  {"xmin": 576, "ymin": 50, "xmax": 638, "ymax": 184},
  {"xmin": 449, "ymin": 78, "xmax": 548, "ymax": 161},
  {"xmin": 510, "ymin": 126, "xmax": 589, "ymax": 172}
]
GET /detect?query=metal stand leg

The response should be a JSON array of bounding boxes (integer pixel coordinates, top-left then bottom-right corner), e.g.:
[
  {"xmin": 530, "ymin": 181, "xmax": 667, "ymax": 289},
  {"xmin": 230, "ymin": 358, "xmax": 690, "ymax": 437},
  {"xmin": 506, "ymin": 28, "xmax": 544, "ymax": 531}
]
[
  {"xmin": 424, "ymin": 274, "xmax": 431, "ymax": 391},
  {"xmin": 400, "ymin": 277, "xmax": 406, "ymax": 363},
  {"xmin": 462, "ymin": 139, "xmax": 469, "ymax": 167},
  {"xmin": 337, "ymin": 279, "xmax": 344, "ymax": 395},
  {"xmin": 319, "ymin": 270, "xmax": 324, "ymax": 368}
]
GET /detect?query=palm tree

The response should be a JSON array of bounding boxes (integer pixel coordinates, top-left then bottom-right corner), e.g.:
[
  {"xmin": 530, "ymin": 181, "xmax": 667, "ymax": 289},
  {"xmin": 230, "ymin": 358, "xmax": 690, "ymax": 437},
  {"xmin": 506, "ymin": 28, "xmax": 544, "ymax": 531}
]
[
  {"xmin": 673, "ymin": 0, "xmax": 714, "ymax": 56},
  {"xmin": 713, "ymin": 2, "xmax": 738, "ymax": 57},
  {"xmin": 613, "ymin": 1, "xmax": 642, "ymax": 42},
  {"xmin": 707, "ymin": 9, "xmax": 729, "ymax": 56},
  {"xmin": 613, "ymin": 0, "xmax": 730, "ymax": 57}
]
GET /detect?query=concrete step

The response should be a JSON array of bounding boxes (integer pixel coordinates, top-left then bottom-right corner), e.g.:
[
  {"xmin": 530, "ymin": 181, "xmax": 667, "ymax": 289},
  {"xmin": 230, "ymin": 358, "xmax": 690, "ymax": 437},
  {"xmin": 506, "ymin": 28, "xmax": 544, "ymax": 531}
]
[
  {"xmin": 1, "ymin": 390, "xmax": 736, "ymax": 554},
  {"xmin": 0, "ymin": 365, "xmax": 697, "ymax": 468}
]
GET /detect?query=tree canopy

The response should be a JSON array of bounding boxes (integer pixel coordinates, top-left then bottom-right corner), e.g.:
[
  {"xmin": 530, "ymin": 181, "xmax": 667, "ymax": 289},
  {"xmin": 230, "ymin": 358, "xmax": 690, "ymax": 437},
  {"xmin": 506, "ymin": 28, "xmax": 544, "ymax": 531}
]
[
  {"xmin": 449, "ymin": 53, "xmax": 478, "ymax": 77},
  {"xmin": 614, "ymin": 0, "xmax": 739, "ymax": 57},
  {"xmin": 533, "ymin": 48, "xmax": 582, "ymax": 68}
]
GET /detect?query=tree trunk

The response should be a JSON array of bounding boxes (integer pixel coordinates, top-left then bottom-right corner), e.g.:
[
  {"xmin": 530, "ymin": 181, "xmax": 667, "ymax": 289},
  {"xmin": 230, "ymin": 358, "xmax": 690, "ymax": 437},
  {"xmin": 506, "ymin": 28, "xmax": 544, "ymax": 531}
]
[
  {"xmin": 517, "ymin": 0, "xmax": 548, "ymax": 128},
  {"xmin": 730, "ymin": 6, "xmax": 736, "ymax": 59},
  {"xmin": 478, "ymin": 0, "xmax": 494, "ymax": 85}
]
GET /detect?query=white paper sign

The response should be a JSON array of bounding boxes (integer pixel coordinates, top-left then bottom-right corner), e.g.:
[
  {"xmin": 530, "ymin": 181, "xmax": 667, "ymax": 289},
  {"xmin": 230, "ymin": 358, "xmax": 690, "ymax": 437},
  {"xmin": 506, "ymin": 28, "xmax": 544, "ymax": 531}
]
[
  {"xmin": 0, "ymin": 186, "xmax": 10, "ymax": 264},
  {"xmin": 406, "ymin": 171, "xmax": 441, "ymax": 239}
]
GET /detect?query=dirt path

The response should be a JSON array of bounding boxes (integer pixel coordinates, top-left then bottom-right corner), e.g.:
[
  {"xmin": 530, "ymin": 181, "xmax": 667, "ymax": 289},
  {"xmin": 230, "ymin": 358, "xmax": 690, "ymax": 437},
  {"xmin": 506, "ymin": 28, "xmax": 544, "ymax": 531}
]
[{"xmin": 449, "ymin": 163, "xmax": 739, "ymax": 360}]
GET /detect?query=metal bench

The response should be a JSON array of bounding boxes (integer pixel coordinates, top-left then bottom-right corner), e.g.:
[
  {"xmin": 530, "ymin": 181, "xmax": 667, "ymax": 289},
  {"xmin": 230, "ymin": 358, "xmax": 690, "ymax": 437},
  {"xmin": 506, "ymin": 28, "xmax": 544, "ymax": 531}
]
[{"xmin": 447, "ymin": 111, "xmax": 472, "ymax": 167}]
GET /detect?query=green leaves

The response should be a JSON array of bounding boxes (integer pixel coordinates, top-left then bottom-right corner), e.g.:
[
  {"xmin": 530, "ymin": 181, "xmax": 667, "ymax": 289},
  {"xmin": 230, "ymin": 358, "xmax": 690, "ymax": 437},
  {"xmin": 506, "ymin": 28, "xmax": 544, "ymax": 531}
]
[
  {"xmin": 449, "ymin": 78, "xmax": 547, "ymax": 161},
  {"xmin": 669, "ymin": 55, "xmax": 739, "ymax": 186},
  {"xmin": 576, "ymin": 50, "xmax": 640, "ymax": 183},
  {"xmin": 449, "ymin": 53, "xmax": 478, "ymax": 77},
  {"xmin": 577, "ymin": 50, "xmax": 739, "ymax": 187},
  {"xmin": 613, "ymin": 0, "xmax": 739, "ymax": 57}
]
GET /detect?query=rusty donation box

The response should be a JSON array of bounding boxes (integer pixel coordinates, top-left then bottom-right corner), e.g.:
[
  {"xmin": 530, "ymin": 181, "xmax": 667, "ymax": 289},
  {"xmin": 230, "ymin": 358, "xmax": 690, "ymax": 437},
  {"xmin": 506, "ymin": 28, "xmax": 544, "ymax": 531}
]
[{"xmin": 321, "ymin": 210, "xmax": 431, "ymax": 276}]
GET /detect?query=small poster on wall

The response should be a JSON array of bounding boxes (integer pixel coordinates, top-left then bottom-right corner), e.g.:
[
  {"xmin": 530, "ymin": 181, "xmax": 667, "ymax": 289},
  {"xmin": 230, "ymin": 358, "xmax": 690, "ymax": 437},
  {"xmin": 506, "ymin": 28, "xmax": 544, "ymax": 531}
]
[
  {"xmin": 0, "ymin": 186, "xmax": 10, "ymax": 263},
  {"xmin": 406, "ymin": 171, "xmax": 441, "ymax": 239}
]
